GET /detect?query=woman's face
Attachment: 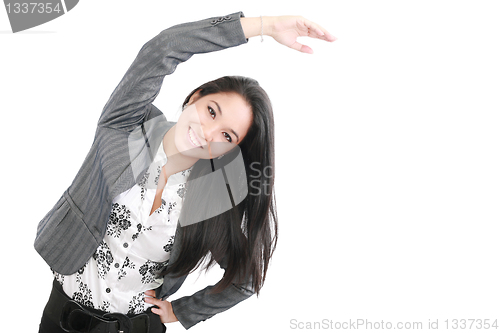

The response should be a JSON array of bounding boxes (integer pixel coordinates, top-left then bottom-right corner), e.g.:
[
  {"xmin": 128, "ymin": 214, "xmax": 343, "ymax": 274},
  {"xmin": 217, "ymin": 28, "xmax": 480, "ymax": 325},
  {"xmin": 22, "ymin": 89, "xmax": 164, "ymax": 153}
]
[{"xmin": 174, "ymin": 92, "xmax": 253, "ymax": 159}]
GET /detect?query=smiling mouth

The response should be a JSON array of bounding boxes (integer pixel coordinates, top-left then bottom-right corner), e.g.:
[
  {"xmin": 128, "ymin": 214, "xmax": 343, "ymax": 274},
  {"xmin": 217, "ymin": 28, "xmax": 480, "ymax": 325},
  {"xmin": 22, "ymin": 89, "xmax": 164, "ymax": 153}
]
[{"xmin": 188, "ymin": 127, "xmax": 202, "ymax": 148}]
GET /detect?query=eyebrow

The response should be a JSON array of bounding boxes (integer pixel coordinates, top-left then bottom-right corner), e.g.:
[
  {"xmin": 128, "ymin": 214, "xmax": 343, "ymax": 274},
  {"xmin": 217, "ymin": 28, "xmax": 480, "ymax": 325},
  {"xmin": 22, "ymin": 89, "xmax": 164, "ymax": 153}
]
[{"xmin": 211, "ymin": 100, "xmax": 240, "ymax": 142}]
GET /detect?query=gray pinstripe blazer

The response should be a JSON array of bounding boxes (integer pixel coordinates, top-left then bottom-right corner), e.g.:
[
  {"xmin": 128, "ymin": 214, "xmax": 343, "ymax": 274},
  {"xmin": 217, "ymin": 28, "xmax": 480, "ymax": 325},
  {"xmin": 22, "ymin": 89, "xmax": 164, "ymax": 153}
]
[{"xmin": 34, "ymin": 11, "xmax": 254, "ymax": 329}]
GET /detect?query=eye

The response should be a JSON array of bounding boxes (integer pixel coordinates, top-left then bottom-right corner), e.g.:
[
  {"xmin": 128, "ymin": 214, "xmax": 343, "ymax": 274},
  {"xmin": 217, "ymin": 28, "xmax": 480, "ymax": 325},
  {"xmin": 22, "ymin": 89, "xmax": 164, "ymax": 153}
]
[
  {"xmin": 223, "ymin": 132, "xmax": 232, "ymax": 143},
  {"xmin": 208, "ymin": 106, "xmax": 216, "ymax": 119}
]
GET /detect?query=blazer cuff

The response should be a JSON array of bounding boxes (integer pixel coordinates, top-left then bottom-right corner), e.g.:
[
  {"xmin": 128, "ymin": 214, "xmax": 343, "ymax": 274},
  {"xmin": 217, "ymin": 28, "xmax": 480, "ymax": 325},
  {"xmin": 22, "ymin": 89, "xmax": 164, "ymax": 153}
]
[{"xmin": 171, "ymin": 283, "xmax": 254, "ymax": 329}]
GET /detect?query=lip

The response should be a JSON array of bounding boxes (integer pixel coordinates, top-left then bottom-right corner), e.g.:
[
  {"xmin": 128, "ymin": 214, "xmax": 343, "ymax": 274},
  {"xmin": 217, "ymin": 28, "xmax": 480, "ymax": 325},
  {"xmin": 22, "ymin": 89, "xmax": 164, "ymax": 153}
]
[{"xmin": 187, "ymin": 126, "xmax": 202, "ymax": 148}]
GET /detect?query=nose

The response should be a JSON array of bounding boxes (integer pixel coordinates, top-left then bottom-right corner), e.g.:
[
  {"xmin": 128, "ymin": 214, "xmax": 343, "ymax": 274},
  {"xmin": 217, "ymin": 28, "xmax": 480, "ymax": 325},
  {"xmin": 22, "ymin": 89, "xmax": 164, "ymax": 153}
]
[
  {"xmin": 201, "ymin": 125, "xmax": 217, "ymax": 159},
  {"xmin": 201, "ymin": 123, "xmax": 216, "ymax": 142}
]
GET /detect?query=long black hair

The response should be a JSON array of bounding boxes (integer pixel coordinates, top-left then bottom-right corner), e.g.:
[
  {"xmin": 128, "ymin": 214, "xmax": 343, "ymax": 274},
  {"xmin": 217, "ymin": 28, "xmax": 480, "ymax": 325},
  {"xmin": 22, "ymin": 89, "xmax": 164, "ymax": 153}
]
[{"xmin": 162, "ymin": 76, "xmax": 278, "ymax": 295}]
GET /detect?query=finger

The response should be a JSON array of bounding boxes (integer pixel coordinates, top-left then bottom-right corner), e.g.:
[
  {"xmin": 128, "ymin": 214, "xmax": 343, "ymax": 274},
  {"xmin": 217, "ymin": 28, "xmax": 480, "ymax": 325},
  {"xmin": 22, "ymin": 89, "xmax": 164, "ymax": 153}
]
[
  {"xmin": 303, "ymin": 19, "xmax": 337, "ymax": 42},
  {"xmin": 144, "ymin": 296, "xmax": 161, "ymax": 306},
  {"xmin": 317, "ymin": 28, "xmax": 337, "ymax": 42},
  {"xmin": 300, "ymin": 44, "xmax": 314, "ymax": 54},
  {"xmin": 304, "ymin": 19, "xmax": 325, "ymax": 37},
  {"xmin": 290, "ymin": 41, "xmax": 313, "ymax": 54},
  {"xmin": 310, "ymin": 27, "xmax": 336, "ymax": 42},
  {"xmin": 313, "ymin": 27, "xmax": 337, "ymax": 42},
  {"xmin": 150, "ymin": 307, "xmax": 161, "ymax": 315},
  {"xmin": 144, "ymin": 290, "xmax": 155, "ymax": 297}
]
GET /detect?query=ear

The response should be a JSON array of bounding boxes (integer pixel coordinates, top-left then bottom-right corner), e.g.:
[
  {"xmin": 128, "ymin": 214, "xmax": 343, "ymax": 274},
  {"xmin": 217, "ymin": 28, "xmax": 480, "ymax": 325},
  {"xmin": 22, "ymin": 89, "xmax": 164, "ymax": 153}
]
[{"xmin": 187, "ymin": 89, "xmax": 202, "ymax": 105}]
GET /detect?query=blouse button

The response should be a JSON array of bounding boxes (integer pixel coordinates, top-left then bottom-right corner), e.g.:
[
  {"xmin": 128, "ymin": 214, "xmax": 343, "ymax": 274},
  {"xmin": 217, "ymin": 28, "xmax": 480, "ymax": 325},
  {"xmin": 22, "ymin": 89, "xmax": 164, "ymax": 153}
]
[
  {"xmin": 106, "ymin": 288, "xmax": 111, "ymax": 293},
  {"xmin": 123, "ymin": 243, "xmax": 128, "ymax": 248},
  {"xmin": 114, "ymin": 263, "xmax": 120, "ymax": 268}
]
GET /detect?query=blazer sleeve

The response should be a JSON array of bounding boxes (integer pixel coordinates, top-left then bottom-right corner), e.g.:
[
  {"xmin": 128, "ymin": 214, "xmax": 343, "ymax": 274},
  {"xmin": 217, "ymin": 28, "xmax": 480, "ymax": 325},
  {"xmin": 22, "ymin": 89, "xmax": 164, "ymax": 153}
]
[
  {"xmin": 97, "ymin": 11, "xmax": 248, "ymax": 132},
  {"xmin": 170, "ymin": 255, "xmax": 255, "ymax": 330}
]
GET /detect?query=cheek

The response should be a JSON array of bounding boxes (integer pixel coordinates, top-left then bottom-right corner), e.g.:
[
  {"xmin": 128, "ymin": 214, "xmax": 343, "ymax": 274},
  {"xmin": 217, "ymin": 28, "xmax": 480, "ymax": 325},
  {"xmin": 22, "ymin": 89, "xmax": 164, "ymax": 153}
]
[
  {"xmin": 173, "ymin": 127, "xmax": 185, "ymax": 152},
  {"xmin": 207, "ymin": 142, "xmax": 235, "ymax": 157},
  {"xmin": 176, "ymin": 111, "xmax": 189, "ymax": 133},
  {"xmin": 192, "ymin": 104, "xmax": 204, "ymax": 124},
  {"xmin": 180, "ymin": 104, "xmax": 202, "ymax": 126}
]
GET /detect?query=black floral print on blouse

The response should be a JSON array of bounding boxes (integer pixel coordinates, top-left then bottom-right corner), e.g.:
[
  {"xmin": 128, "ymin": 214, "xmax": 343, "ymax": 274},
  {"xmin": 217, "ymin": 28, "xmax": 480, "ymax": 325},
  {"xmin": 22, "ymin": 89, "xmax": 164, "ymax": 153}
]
[
  {"xmin": 99, "ymin": 301, "xmax": 111, "ymax": 313},
  {"xmin": 154, "ymin": 165, "xmax": 161, "ymax": 186},
  {"xmin": 139, "ymin": 260, "xmax": 169, "ymax": 284},
  {"xmin": 118, "ymin": 256, "xmax": 136, "ymax": 280},
  {"xmin": 128, "ymin": 292, "xmax": 146, "ymax": 315},
  {"xmin": 166, "ymin": 201, "xmax": 177, "ymax": 215},
  {"xmin": 72, "ymin": 279, "xmax": 94, "ymax": 308},
  {"xmin": 93, "ymin": 241, "xmax": 114, "ymax": 279},
  {"xmin": 137, "ymin": 171, "xmax": 150, "ymax": 201},
  {"xmin": 107, "ymin": 203, "xmax": 132, "ymax": 238},
  {"xmin": 132, "ymin": 223, "xmax": 153, "ymax": 241},
  {"xmin": 163, "ymin": 235, "xmax": 175, "ymax": 253},
  {"xmin": 153, "ymin": 199, "xmax": 167, "ymax": 214},
  {"xmin": 177, "ymin": 183, "xmax": 186, "ymax": 199}
]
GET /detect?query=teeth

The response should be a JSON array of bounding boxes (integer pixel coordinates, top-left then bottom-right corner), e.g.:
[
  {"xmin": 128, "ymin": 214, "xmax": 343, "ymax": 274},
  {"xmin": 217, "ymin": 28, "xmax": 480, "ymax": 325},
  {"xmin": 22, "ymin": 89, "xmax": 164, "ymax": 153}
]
[{"xmin": 189, "ymin": 128, "xmax": 201, "ymax": 147}]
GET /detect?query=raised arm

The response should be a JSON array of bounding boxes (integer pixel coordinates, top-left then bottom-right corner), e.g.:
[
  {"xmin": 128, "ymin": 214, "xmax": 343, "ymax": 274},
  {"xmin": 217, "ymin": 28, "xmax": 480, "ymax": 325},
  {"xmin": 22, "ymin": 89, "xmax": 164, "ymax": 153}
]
[
  {"xmin": 97, "ymin": 12, "xmax": 248, "ymax": 131},
  {"xmin": 98, "ymin": 13, "xmax": 336, "ymax": 132}
]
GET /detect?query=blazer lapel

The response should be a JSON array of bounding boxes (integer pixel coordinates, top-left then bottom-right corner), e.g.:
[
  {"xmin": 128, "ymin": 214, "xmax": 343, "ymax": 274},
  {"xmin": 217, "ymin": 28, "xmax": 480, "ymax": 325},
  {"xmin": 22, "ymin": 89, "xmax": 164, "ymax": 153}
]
[{"xmin": 109, "ymin": 115, "xmax": 176, "ymax": 202}]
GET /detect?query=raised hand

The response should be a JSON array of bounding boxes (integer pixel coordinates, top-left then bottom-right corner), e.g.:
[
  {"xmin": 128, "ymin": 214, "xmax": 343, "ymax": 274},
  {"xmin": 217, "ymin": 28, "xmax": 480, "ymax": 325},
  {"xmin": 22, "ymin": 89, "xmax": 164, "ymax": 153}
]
[{"xmin": 241, "ymin": 15, "xmax": 337, "ymax": 54}]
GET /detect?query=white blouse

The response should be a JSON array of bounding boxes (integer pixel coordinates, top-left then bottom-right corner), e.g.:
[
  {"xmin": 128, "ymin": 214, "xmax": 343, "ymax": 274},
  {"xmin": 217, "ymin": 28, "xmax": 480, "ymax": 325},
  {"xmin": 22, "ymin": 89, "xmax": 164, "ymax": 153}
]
[{"xmin": 53, "ymin": 141, "xmax": 191, "ymax": 315}]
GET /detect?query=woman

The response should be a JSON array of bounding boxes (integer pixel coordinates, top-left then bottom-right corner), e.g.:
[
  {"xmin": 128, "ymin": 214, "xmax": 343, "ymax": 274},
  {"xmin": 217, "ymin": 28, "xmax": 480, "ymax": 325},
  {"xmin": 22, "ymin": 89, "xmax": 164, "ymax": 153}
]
[{"xmin": 36, "ymin": 11, "xmax": 336, "ymax": 333}]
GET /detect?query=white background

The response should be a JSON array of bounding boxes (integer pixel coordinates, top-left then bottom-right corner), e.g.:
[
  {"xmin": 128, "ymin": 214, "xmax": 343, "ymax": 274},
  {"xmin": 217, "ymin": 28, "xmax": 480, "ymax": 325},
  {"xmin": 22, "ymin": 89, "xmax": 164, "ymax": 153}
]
[{"xmin": 1, "ymin": 1, "xmax": 499, "ymax": 332}]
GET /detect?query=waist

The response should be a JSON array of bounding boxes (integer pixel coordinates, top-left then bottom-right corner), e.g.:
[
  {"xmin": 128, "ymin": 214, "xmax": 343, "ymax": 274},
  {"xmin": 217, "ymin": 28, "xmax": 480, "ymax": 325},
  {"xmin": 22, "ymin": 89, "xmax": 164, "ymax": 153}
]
[{"xmin": 43, "ymin": 279, "xmax": 165, "ymax": 333}]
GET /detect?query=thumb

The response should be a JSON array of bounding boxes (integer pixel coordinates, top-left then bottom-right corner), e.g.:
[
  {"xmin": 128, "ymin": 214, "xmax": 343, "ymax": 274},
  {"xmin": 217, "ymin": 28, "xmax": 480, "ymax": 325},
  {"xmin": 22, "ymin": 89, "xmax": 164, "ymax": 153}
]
[{"xmin": 290, "ymin": 41, "xmax": 313, "ymax": 54}]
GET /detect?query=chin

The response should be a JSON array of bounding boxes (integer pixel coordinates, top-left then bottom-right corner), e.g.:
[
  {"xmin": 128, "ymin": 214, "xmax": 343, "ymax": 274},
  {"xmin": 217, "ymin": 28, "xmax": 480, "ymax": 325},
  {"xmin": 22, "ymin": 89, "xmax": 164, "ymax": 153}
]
[
  {"xmin": 179, "ymin": 148, "xmax": 208, "ymax": 159},
  {"xmin": 180, "ymin": 146, "xmax": 230, "ymax": 160}
]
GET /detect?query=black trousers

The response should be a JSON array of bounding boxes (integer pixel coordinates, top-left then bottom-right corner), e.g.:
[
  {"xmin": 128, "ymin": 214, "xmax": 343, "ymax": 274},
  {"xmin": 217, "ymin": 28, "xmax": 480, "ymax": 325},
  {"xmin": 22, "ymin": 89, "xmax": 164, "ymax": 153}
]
[{"xmin": 38, "ymin": 279, "xmax": 166, "ymax": 333}]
